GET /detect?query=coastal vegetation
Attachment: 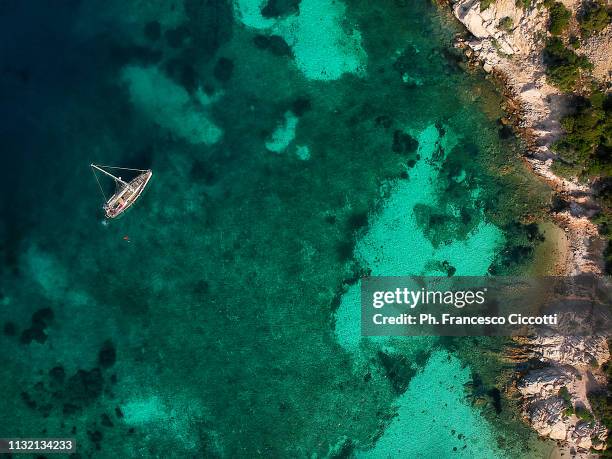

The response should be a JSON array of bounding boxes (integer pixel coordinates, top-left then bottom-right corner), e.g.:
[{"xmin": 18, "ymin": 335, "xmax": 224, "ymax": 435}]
[
  {"xmin": 559, "ymin": 386, "xmax": 575, "ymax": 416},
  {"xmin": 552, "ymin": 92, "xmax": 612, "ymax": 178},
  {"xmin": 480, "ymin": 0, "xmax": 495, "ymax": 11},
  {"xmin": 575, "ymin": 405, "xmax": 595, "ymax": 422},
  {"xmin": 517, "ymin": 0, "xmax": 533, "ymax": 9},
  {"xmin": 498, "ymin": 16, "xmax": 514, "ymax": 31},
  {"xmin": 481, "ymin": 0, "xmax": 532, "ymax": 11},
  {"xmin": 588, "ymin": 355, "xmax": 612, "ymax": 454},
  {"xmin": 450, "ymin": 0, "xmax": 612, "ymax": 451},
  {"xmin": 551, "ymin": 91, "xmax": 612, "ymax": 272},
  {"xmin": 559, "ymin": 386, "xmax": 596, "ymax": 423},
  {"xmin": 579, "ymin": 1, "xmax": 611, "ymax": 37},
  {"xmin": 538, "ymin": 0, "xmax": 611, "ymax": 275},
  {"xmin": 546, "ymin": 1, "xmax": 572, "ymax": 35},
  {"xmin": 542, "ymin": 1, "xmax": 612, "ymax": 447},
  {"xmin": 543, "ymin": 37, "xmax": 592, "ymax": 92}
]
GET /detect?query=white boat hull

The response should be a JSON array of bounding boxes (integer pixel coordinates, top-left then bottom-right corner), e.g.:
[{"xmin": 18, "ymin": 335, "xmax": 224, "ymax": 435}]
[{"xmin": 103, "ymin": 170, "xmax": 152, "ymax": 218}]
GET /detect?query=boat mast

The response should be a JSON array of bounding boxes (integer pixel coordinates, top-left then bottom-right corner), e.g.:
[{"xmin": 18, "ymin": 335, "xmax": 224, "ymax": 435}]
[{"xmin": 91, "ymin": 164, "xmax": 132, "ymax": 189}]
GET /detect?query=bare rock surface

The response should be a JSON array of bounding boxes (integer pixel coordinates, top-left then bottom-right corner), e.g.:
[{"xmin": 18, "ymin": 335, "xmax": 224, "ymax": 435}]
[
  {"xmin": 447, "ymin": 0, "xmax": 611, "ymax": 454},
  {"xmin": 581, "ymin": 24, "xmax": 612, "ymax": 83},
  {"xmin": 519, "ymin": 363, "xmax": 608, "ymax": 451}
]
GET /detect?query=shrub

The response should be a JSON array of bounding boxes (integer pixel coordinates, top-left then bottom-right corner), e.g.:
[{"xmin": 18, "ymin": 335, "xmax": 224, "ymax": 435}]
[
  {"xmin": 516, "ymin": 0, "xmax": 532, "ymax": 9},
  {"xmin": 552, "ymin": 91, "xmax": 612, "ymax": 178},
  {"xmin": 548, "ymin": 2, "xmax": 572, "ymax": 35},
  {"xmin": 499, "ymin": 16, "xmax": 515, "ymax": 31},
  {"xmin": 559, "ymin": 386, "xmax": 572, "ymax": 403},
  {"xmin": 588, "ymin": 391, "xmax": 612, "ymax": 427},
  {"xmin": 569, "ymin": 35, "xmax": 581, "ymax": 48},
  {"xmin": 480, "ymin": 0, "xmax": 495, "ymax": 11},
  {"xmin": 605, "ymin": 239, "xmax": 612, "ymax": 274},
  {"xmin": 559, "ymin": 386, "xmax": 575, "ymax": 417},
  {"xmin": 575, "ymin": 405, "xmax": 595, "ymax": 422},
  {"xmin": 543, "ymin": 37, "xmax": 592, "ymax": 91},
  {"xmin": 579, "ymin": 1, "xmax": 611, "ymax": 37}
]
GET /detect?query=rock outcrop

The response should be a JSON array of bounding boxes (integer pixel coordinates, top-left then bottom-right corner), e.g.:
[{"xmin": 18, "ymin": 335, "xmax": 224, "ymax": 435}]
[
  {"xmin": 517, "ymin": 336, "xmax": 609, "ymax": 450},
  {"xmin": 451, "ymin": 0, "xmax": 605, "ymax": 279},
  {"xmin": 447, "ymin": 0, "xmax": 611, "ymax": 453}
]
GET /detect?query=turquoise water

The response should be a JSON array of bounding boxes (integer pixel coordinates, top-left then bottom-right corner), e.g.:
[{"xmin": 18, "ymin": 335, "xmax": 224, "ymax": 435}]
[{"xmin": 0, "ymin": 0, "xmax": 554, "ymax": 457}]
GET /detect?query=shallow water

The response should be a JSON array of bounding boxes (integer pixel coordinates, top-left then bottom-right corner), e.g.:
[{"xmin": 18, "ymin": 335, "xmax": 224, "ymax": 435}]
[{"xmin": 0, "ymin": 0, "xmax": 555, "ymax": 457}]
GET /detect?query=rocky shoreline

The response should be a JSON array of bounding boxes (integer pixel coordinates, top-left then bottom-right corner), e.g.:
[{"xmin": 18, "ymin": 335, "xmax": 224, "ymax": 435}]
[{"xmin": 442, "ymin": 0, "xmax": 610, "ymax": 454}]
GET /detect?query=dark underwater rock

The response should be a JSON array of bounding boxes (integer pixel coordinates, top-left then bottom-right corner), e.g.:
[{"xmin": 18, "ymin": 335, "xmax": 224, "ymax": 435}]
[
  {"xmin": 144, "ymin": 21, "xmax": 161, "ymax": 41},
  {"xmin": 39, "ymin": 402, "xmax": 53, "ymax": 418},
  {"xmin": 442, "ymin": 260, "xmax": 456, "ymax": 277},
  {"xmin": 414, "ymin": 350, "xmax": 429, "ymax": 367},
  {"xmin": 20, "ymin": 307, "xmax": 54, "ymax": 344},
  {"xmin": 488, "ymin": 221, "xmax": 544, "ymax": 274},
  {"xmin": 213, "ymin": 57, "xmax": 234, "ymax": 82},
  {"xmin": 165, "ymin": 59, "xmax": 198, "ymax": 93},
  {"xmin": 488, "ymin": 388, "xmax": 502, "ymax": 414},
  {"xmin": 193, "ymin": 280, "xmax": 210, "ymax": 296},
  {"xmin": 253, "ymin": 34, "xmax": 292, "ymax": 57},
  {"xmin": 49, "ymin": 366, "xmax": 66, "ymax": 385},
  {"xmin": 466, "ymin": 373, "xmax": 503, "ymax": 414},
  {"xmin": 109, "ymin": 44, "xmax": 162, "ymax": 68},
  {"xmin": 3, "ymin": 321, "xmax": 17, "ymax": 336},
  {"xmin": 165, "ymin": 25, "xmax": 191, "ymax": 48},
  {"xmin": 440, "ymin": 47, "xmax": 466, "ymax": 73},
  {"xmin": 324, "ymin": 214, "xmax": 337, "ymax": 225},
  {"xmin": 21, "ymin": 391, "xmax": 37, "ymax": 409},
  {"xmin": 101, "ymin": 413, "xmax": 114, "ymax": 427},
  {"xmin": 185, "ymin": 0, "xmax": 233, "ymax": 60},
  {"xmin": 98, "ymin": 340, "xmax": 117, "ymax": 368},
  {"xmin": 292, "ymin": 97, "xmax": 311, "ymax": 116},
  {"xmin": 336, "ymin": 240, "xmax": 355, "ymax": 262},
  {"xmin": 261, "ymin": 0, "xmax": 300, "ymax": 18},
  {"xmin": 375, "ymin": 115, "xmax": 393, "ymax": 129},
  {"xmin": 329, "ymin": 285, "xmax": 346, "ymax": 312},
  {"xmin": 66, "ymin": 368, "xmax": 104, "ymax": 404},
  {"xmin": 190, "ymin": 160, "xmax": 218, "ymax": 185},
  {"xmin": 328, "ymin": 437, "xmax": 354, "ymax": 459},
  {"xmin": 32, "ymin": 307, "xmax": 54, "ymax": 326},
  {"xmin": 253, "ymin": 34, "xmax": 269, "ymax": 49},
  {"xmin": 347, "ymin": 211, "xmax": 368, "ymax": 232},
  {"xmin": 63, "ymin": 403, "xmax": 79, "ymax": 415},
  {"xmin": 498, "ymin": 124, "xmax": 514, "ymax": 140},
  {"xmin": 392, "ymin": 130, "xmax": 418, "ymax": 154},
  {"xmin": 19, "ymin": 363, "xmax": 108, "ymax": 417},
  {"xmin": 87, "ymin": 429, "xmax": 103, "ymax": 449},
  {"xmin": 377, "ymin": 350, "xmax": 416, "ymax": 394},
  {"xmin": 393, "ymin": 44, "xmax": 428, "ymax": 83}
]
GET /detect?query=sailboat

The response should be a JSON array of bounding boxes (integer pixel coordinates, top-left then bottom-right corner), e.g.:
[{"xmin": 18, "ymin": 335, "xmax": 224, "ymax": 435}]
[{"xmin": 91, "ymin": 164, "xmax": 152, "ymax": 218}]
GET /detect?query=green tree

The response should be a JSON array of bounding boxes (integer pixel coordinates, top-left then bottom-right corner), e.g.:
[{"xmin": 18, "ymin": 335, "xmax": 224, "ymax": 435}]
[
  {"xmin": 548, "ymin": 2, "xmax": 572, "ymax": 35},
  {"xmin": 499, "ymin": 16, "xmax": 514, "ymax": 31},
  {"xmin": 543, "ymin": 37, "xmax": 592, "ymax": 92},
  {"xmin": 579, "ymin": 1, "xmax": 611, "ymax": 37},
  {"xmin": 480, "ymin": 0, "xmax": 495, "ymax": 11},
  {"xmin": 552, "ymin": 92, "xmax": 612, "ymax": 179}
]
